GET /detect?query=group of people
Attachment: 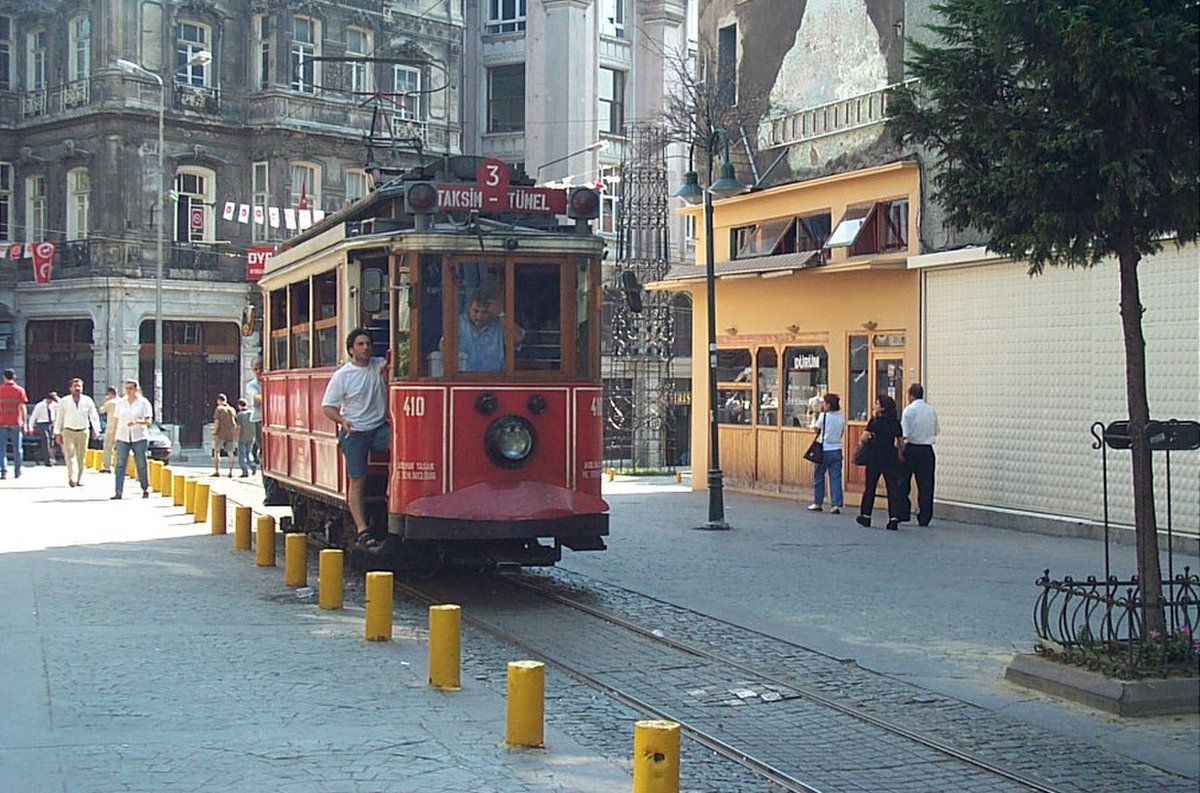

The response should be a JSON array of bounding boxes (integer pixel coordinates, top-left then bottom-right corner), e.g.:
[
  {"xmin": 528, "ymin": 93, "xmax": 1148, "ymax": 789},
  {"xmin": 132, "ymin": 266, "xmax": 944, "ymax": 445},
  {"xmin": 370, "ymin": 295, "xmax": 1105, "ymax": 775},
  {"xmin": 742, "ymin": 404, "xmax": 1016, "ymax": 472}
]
[
  {"xmin": 807, "ymin": 383, "xmax": 940, "ymax": 531},
  {"xmin": 209, "ymin": 364, "xmax": 262, "ymax": 480}
]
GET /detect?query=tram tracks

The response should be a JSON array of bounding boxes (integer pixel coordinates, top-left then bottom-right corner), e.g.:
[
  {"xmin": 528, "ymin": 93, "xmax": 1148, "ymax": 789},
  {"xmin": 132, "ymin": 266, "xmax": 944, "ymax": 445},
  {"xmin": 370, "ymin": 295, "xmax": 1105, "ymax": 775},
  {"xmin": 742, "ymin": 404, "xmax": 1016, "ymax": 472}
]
[{"xmin": 395, "ymin": 573, "xmax": 1068, "ymax": 793}]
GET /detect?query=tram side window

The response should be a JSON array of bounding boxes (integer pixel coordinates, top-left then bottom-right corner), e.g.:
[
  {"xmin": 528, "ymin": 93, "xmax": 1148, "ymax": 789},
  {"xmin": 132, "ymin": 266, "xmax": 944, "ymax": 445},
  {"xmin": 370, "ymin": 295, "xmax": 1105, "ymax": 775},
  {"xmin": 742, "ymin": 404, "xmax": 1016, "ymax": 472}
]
[
  {"xmin": 393, "ymin": 267, "xmax": 412, "ymax": 378},
  {"xmin": 269, "ymin": 288, "xmax": 288, "ymax": 369},
  {"xmin": 453, "ymin": 260, "xmax": 507, "ymax": 373},
  {"xmin": 783, "ymin": 346, "xmax": 829, "ymax": 426},
  {"xmin": 417, "ymin": 255, "xmax": 444, "ymax": 378},
  {"xmin": 314, "ymin": 271, "xmax": 338, "ymax": 367},
  {"xmin": 576, "ymin": 259, "xmax": 593, "ymax": 378},
  {"xmin": 514, "ymin": 263, "xmax": 561, "ymax": 372},
  {"xmin": 290, "ymin": 281, "xmax": 311, "ymax": 368},
  {"xmin": 715, "ymin": 348, "xmax": 752, "ymax": 425}
]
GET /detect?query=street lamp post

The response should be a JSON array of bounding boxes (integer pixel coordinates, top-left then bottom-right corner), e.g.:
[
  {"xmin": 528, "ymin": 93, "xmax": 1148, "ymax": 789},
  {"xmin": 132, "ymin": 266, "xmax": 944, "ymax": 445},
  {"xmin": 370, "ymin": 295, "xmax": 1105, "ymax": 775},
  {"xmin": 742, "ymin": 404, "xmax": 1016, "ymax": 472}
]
[
  {"xmin": 116, "ymin": 52, "xmax": 210, "ymax": 422},
  {"xmin": 674, "ymin": 131, "xmax": 749, "ymax": 530}
]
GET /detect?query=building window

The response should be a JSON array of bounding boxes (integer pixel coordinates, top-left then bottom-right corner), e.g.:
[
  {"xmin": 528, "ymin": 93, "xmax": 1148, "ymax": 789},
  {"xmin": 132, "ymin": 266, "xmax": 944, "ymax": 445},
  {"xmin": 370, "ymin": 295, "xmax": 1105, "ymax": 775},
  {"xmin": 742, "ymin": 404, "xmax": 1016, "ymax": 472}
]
[
  {"xmin": 252, "ymin": 161, "xmax": 269, "ymax": 242},
  {"xmin": 733, "ymin": 212, "xmax": 833, "ymax": 260},
  {"xmin": 0, "ymin": 16, "xmax": 11, "ymax": 91},
  {"xmin": 27, "ymin": 29, "xmax": 46, "ymax": 91},
  {"xmin": 599, "ymin": 67, "xmax": 625, "ymax": 135},
  {"xmin": 290, "ymin": 161, "xmax": 321, "ymax": 210},
  {"xmin": 66, "ymin": 168, "xmax": 90, "ymax": 240},
  {"xmin": 69, "ymin": 15, "xmax": 90, "ymax": 82},
  {"xmin": 715, "ymin": 348, "xmax": 752, "ymax": 425},
  {"xmin": 392, "ymin": 64, "xmax": 421, "ymax": 120},
  {"xmin": 174, "ymin": 167, "xmax": 215, "ymax": 243},
  {"xmin": 487, "ymin": 64, "xmax": 524, "ymax": 132},
  {"xmin": 879, "ymin": 200, "xmax": 909, "ymax": 252},
  {"xmin": 486, "ymin": 0, "xmax": 526, "ymax": 34},
  {"xmin": 717, "ymin": 24, "xmax": 737, "ymax": 108},
  {"xmin": 0, "ymin": 162, "xmax": 10, "ymax": 240},
  {"xmin": 599, "ymin": 168, "xmax": 619, "ymax": 235},
  {"xmin": 175, "ymin": 22, "xmax": 210, "ymax": 87},
  {"xmin": 601, "ymin": 0, "xmax": 626, "ymax": 38},
  {"xmin": 827, "ymin": 200, "xmax": 909, "ymax": 256},
  {"xmin": 291, "ymin": 16, "xmax": 320, "ymax": 93},
  {"xmin": 346, "ymin": 27, "xmax": 371, "ymax": 95},
  {"xmin": 253, "ymin": 14, "xmax": 272, "ymax": 90},
  {"xmin": 345, "ymin": 168, "xmax": 369, "ymax": 205},
  {"xmin": 847, "ymin": 334, "xmax": 869, "ymax": 421},
  {"xmin": 25, "ymin": 175, "xmax": 46, "ymax": 242}
]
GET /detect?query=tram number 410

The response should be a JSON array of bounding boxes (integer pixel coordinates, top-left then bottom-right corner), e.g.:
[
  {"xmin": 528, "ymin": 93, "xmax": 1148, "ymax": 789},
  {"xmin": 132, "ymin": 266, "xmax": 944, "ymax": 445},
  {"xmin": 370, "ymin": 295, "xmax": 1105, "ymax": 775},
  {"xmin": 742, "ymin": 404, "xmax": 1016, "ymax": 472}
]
[{"xmin": 402, "ymin": 396, "xmax": 426, "ymax": 417}]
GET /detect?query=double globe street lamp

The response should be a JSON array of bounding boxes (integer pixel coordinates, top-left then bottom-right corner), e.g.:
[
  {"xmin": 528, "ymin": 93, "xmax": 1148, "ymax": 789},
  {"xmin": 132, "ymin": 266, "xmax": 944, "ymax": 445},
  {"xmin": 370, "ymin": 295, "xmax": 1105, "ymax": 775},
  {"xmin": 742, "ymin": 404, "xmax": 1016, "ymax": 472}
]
[
  {"xmin": 674, "ymin": 130, "xmax": 749, "ymax": 530},
  {"xmin": 115, "ymin": 50, "xmax": 212, "ymax": 423}
]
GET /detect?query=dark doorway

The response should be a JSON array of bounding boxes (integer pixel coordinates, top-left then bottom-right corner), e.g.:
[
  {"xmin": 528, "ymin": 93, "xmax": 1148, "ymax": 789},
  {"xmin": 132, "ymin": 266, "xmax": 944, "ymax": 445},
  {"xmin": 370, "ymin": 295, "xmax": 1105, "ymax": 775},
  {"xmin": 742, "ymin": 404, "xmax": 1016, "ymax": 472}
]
[
  {"xmin": 25, "ymin": 319, "xmax": 94, "ymax": 400},
  {"xmin": 140, "ymin": 321, "xmax": 241, "ymax": 445}
]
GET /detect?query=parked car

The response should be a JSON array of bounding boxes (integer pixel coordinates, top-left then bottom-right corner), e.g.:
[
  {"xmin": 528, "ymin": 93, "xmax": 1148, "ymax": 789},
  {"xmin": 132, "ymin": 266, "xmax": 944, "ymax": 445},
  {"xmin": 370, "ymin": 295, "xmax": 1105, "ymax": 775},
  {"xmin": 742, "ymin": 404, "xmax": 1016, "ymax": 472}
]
[
  {"xmin": 4, "ymin": 406, "xmax": 63, "ymax": 464},
  {"xmin": 88, "ymin": 422, "xmax": 173, "ymax": 463}
]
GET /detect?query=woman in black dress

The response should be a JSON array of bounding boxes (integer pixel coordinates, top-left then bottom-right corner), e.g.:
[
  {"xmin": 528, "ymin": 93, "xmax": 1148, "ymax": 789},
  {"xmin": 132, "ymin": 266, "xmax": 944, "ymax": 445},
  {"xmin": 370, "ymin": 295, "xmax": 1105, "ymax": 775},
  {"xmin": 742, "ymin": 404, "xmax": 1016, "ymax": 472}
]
[{"xmin": 856, "ymin": 395, "xmax": 905, "ymax": 530}]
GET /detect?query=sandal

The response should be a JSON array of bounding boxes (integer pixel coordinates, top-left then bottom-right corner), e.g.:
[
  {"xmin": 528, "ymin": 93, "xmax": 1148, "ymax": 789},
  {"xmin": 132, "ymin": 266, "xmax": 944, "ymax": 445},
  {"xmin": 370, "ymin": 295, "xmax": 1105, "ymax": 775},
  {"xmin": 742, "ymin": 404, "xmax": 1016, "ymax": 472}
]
[{"xmin": 354, "ymin": 530, "xmax": 381, "ymax": 549}]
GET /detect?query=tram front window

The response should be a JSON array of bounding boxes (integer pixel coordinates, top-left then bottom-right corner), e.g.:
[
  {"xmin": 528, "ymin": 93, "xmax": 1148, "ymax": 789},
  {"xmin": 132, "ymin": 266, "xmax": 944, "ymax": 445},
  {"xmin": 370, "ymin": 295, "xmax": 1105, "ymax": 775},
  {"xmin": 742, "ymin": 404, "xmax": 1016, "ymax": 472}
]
[
  {"xmin": 453, "ymin": 261, "xmax": 511, "ymax": 373},
  {"xmin": 514, "ymin": 263, "xmax": 561, "ymax": 372}
]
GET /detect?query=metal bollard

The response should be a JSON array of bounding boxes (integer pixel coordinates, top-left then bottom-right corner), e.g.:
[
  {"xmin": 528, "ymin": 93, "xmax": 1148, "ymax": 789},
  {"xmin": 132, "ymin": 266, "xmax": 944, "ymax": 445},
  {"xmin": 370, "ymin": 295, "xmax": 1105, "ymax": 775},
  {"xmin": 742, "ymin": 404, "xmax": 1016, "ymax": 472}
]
[
  {"xmin": 172, "ymin": 474, "xmax": 186, "ymax": 506},
  {"xmin": 193, "ymin": 483, "xmax": 210, "ymax": 523},
  {"xmin": 364, "ymin": 571, "xmax": 393, "ymax": 641},
  {"xmin": 255, "ymin": 515, "xmax": 276, "ymax": 566},
  {"xmin": 285, "ymin": 533, "xmax": 307, "ymax": 587},
  {"xmin": 160, "ymin": 466, "xmax": 173, "ymax": 499},
  {"xmin": 506, "ymin": 661, "xmax": 545, "ymax": 747},
  {"xmin": 633, "ymin": 720, "xmax": 681, "ymax": 793},
  {"xmin": 428, "ymin": 605, "xmax": 462, "ymax": 690},
  {"xmin": 318, "ymin": 549, "xmax": 343, "ymax": 610},
  {"xmin": 210, "ymin": 493, "xmax": 227, "ymax": 535},
  {"xmin": 233, "ymin": 506, "xmax": 252, "ymax": 551},
  {"xmin": 184, "ymin": 479, "xmax": 197, "ymax": 514}
]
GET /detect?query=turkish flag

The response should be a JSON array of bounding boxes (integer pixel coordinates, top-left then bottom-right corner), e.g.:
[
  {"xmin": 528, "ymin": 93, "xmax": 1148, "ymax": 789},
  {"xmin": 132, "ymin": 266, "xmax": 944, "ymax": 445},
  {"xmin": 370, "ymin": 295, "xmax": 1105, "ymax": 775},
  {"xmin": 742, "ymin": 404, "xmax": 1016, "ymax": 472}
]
[
  {"xmin": 298, "ymin": 177, "xmax": 308, "ymax": 211},
  {"xmin": 31, "ymin": 241, "xmax": 56, "ymax": 284}
]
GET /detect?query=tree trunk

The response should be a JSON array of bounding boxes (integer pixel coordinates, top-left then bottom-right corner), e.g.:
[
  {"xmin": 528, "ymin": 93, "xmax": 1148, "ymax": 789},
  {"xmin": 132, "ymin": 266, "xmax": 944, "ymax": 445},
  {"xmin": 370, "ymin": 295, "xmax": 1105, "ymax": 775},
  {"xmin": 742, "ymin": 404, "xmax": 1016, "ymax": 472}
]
[{"xmin": 1116, "ymin": 247, "xmax": 1165, "ymax": 636}]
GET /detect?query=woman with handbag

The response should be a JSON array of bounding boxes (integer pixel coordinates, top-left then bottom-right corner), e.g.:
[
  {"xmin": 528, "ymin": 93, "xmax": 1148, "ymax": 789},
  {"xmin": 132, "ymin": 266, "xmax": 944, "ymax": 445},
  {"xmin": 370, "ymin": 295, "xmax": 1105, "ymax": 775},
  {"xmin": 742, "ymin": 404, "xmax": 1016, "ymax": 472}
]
[
  {"xmin": 807, "ymin": 393, "xmax": 846, "ymax": 513},
  {"xmin": 855, "ymin": 395, "xmax": 905, "ymax": 530}
]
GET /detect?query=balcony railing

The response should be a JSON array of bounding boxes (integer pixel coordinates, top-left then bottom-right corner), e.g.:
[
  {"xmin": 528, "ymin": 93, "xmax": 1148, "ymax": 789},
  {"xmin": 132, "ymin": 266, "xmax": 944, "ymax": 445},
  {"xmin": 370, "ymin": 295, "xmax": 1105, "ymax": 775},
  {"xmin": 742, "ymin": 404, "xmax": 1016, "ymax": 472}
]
[
  {"xmin": 21, "ymin": 89, "xmax": 47, "ymax": 117},
  {"xmin": 758, "ymin": 79, "xmax": 918, "ymax": 149},
  {"xmin": 175, "ymin": 84, "xmax": 221, "ymax": 114},
  {"xmin": 20, "ymin": 79, "xmax": 96, "ymax": 119}
]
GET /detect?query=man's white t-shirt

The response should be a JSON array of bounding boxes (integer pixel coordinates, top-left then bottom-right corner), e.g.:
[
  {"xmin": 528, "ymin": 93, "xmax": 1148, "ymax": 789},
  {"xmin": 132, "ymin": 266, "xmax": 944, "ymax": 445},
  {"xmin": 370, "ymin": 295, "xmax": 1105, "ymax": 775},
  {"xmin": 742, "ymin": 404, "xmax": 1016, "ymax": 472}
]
[{"xmin": 321, "ymin": 357, "xmax": 387, "ymax": 431}]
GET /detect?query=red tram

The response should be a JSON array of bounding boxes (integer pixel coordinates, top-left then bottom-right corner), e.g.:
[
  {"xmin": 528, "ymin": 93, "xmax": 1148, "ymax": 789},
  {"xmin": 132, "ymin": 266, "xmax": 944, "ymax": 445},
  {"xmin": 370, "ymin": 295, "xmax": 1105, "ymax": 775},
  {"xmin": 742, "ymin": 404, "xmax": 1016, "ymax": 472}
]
[{"xmin": 258, "ymin": 158, "xmax": 609, "ymax": 567}]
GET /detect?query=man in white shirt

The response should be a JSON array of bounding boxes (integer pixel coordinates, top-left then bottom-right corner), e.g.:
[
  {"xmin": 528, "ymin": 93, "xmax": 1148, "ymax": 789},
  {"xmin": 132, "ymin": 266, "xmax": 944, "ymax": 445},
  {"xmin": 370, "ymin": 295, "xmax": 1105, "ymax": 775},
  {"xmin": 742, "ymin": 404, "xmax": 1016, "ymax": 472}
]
[
  {"xmin": 245, "ymin": 359, "xmax": 263, "ymax": 471},
  {"xmin": 29, "ymin": 394, "xmax": 59, "ymax": 466},
  {"xmin": 321, "ymin": 327, "xmax": 390, "ymax": 549},
  {"xmin": 54, "ymin": 378, "xmax": 101, "ymax": 487},
  {"xmin": 898, "ymin": 383, "xmax": 940, "ymax": 526}
]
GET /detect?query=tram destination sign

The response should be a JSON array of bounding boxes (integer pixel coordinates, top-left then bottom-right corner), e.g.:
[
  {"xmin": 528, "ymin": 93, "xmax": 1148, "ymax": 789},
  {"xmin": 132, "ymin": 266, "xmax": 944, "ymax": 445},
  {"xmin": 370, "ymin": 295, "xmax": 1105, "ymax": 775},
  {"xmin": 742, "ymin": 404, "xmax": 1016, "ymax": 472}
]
[{"xmin": 436, "ymin": 184, "xmax": 567, "ymax": 215}]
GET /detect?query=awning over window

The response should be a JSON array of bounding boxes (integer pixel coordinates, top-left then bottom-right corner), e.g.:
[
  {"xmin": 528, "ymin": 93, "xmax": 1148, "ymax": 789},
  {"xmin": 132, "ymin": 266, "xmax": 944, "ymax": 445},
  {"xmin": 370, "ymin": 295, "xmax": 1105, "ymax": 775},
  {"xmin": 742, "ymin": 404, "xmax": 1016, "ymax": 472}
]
[
  {"xmin": 823, "ymin": 205, "xmax": 874, "ymax": 249},
  {"xmin": 735, "ymin": 217, "xmax": 795, "ymax": 259},
  {"xmin": 654, "ymin": 250, "xmax": 821, "ymax": 286}
]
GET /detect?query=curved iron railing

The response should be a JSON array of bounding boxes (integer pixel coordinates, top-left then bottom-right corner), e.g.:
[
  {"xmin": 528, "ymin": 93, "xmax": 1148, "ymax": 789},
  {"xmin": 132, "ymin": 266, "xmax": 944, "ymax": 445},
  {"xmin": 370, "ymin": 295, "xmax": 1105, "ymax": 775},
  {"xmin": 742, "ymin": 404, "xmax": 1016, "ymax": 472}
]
[{"xmin": 1034, "ymin": 567, "xmax": 1200, "ymax": 678}]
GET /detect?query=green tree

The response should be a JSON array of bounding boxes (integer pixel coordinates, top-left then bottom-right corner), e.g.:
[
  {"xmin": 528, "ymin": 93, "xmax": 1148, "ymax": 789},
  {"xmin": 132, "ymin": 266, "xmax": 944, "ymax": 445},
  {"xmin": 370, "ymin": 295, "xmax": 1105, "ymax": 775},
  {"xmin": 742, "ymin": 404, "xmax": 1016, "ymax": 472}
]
[{"xmin": 890, "ymin": 0, "xmax": 1198, "ymax": 632}]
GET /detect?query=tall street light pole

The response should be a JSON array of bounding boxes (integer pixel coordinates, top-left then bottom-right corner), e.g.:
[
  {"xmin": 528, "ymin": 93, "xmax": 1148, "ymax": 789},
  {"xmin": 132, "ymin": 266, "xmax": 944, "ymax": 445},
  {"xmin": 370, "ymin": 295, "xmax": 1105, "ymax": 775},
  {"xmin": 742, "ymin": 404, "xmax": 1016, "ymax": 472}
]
[
  {"xmin": 674, "ymin": 130, "xmax": 748, "ymax": 530},
  {"xmin": 117, "ymin": 52, "xmax": 210, "ymax": 422}
]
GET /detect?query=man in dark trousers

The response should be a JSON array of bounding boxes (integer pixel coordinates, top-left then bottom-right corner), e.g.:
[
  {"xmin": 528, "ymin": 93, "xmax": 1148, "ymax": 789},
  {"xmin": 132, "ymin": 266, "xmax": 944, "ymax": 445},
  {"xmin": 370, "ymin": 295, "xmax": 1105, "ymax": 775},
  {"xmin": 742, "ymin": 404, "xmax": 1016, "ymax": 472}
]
[{"xmin": 897, "ymin": 383, "xmax": 940, "ymax": 527}]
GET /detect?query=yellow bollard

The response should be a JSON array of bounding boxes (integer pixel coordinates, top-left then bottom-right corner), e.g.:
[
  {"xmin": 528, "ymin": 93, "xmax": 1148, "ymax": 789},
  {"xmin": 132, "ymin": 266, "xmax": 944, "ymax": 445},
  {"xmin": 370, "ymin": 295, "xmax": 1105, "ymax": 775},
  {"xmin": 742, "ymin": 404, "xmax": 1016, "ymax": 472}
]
[
  {"xmin": 85, "ymin": 449, "xmax": 95, "ymax": 469},
  {"xmin": 607, "ymin": 467, "xmax": 615, "ymax": 482},
  {"xmin": 428, "ymin": 605, "xmax": 462, "ymax": 690},
  {"xmin": 318, "ymin": 549, "xmax": 343, "ymax": 609},
  {"xmin": 172, "ymin": 474, "xmax": 186, "ymax": 506},
  {"xmin": 633, "ymin": 720, "xmax": 681, "ymax": 793},
  {"xmin": 210, "ymin": 493, "xmax": 226, "ymax": 535},
  {"xmin": 233, "ymin": 506, "xmax": 252, "ymax": 551},
  {"xmin": 160, "ymin": 466, "xmax": 173, "ymax": 499},
  {"xmin": 506, "ymin": 661, "xmax": 545, "ymax": 747},
  {"xmin": 364, "ymin": 571, "xmax": 393, "ymax": 641},
  {"xmin": 675, "ymin": 470, "xmax": 682, "ymax": 484},
  {"xmin": 184, "ymin": 479, "xmax": 197, "ymax": 514},
  {"xmin": 151, "ymin": 460, "xmax": 162, "ymax": 491},
  {"xmin": 285, "ymin": 533, "xmax": 307, "ymax": 587},
  {"xmin": 146, "ymin": 460, "xmax": 155, "ymax": 490},
  {"xmin": 255, "ymin": 515, "xmax": 276, "ymax": 566},
  {"xmin": 193, "ymin": 483, "xmax": 210, "ymax": 523}
]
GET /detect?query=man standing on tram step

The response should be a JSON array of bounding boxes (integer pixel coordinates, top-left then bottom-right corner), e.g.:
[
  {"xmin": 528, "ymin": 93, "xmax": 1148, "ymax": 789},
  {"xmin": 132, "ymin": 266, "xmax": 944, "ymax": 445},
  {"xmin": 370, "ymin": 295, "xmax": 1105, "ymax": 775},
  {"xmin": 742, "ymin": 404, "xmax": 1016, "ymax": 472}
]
[
  {"xmin": 245, "ymin": 358, "xmax": 263, "ymax": 469},
  {"xmin": 321, "ymin": 327, "xmax": 390, "ymax": 549},
  {"xmin": 54, "ymin": 377, "xmax": 101, "ymax": 487},
  {"xmin": 0, "ymin": 369, "xmax": 29, "ymax": 480},
  {"xmin": 897, "ymin": 383, "xmax": 940, "ymax": 527}
]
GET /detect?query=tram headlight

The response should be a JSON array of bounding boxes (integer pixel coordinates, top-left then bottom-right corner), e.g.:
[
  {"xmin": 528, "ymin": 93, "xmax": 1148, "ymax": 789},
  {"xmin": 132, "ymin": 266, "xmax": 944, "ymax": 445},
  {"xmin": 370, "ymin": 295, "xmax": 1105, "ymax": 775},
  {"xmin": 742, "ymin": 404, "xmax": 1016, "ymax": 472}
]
[{"xmin": 485, "ymin": 415, "xmax": 536, "ymax": 468}]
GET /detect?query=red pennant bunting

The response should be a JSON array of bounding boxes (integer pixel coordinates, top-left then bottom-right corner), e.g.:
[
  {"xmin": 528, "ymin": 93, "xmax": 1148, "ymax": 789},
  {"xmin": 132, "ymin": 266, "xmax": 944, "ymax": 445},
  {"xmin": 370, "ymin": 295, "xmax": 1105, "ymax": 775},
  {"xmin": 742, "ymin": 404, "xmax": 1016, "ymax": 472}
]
[
  {"xmin": 8, "ymin": 243, "xmax": 21, "ymax": 260},
  {"xmin": 31, "ymin": 241, "xmax": 56, "ymax": 284}
]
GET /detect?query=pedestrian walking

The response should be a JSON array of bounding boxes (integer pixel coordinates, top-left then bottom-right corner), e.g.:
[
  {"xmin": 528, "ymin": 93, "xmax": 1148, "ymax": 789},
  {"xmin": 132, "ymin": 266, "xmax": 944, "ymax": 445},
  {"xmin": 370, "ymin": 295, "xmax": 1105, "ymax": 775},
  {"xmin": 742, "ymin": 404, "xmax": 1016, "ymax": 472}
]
[
  {"xmin": 53, "ymin": 378, "xmax": 101, "ymax": 488},
  {"xmin": 855, "ymin": 395, "xmax": 906, "ymax": 531},
  {"xmin": 98, "ymin": 386, "xmax": 119, "ymax": 472},
  {"xmin": 321, "ymin": 327, "xmax": 390, "ymax": 548},
  {"xmin": 245, "ymin": 359, "xmax": 263, "ymax": 469},
  {"xmin": 235, "ymin": 398, "xmax": 254, "ymax": 477},
  {"xmin": 211, "ymin": 393, "xmax": 237, "ymax": 477},
  {"xmin": 808, "ymin": 393, "xmax": 846, "ymax": 514},
  {"xmin": 111, "ymin": 380, "xmax": 153, "ymax": 500},
  {"xmin": 0, "ymin": 369, "xmax": 29, "ymax": 480},
  {"xmin": 897, "ymin": 383, "xmax": 940, "ymax": 526},
  {"xmin": 29, "ymin": 393, "xmax": 59, "ymax": 466}
]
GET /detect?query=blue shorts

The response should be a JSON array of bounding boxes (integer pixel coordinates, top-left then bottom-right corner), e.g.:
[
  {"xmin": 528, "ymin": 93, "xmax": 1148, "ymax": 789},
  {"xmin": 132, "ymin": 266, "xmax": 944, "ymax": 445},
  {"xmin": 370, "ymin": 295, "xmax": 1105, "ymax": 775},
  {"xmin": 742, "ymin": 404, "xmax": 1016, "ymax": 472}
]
[{"xmin": 337, "ymin": 423, "xmax": 390, "ymax": 479}]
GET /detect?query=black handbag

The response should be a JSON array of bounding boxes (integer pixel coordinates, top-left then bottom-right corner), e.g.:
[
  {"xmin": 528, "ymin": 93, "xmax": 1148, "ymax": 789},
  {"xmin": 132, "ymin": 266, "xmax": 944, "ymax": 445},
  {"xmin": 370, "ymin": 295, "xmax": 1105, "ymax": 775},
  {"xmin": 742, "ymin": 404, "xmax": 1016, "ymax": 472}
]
[
  {"xmin": 803, "ymin": 416, "xmax": 825, "ymax": 464},
  {"xmin": 852, "ymin": 438, "xmax": 870, "ymax": 466}
]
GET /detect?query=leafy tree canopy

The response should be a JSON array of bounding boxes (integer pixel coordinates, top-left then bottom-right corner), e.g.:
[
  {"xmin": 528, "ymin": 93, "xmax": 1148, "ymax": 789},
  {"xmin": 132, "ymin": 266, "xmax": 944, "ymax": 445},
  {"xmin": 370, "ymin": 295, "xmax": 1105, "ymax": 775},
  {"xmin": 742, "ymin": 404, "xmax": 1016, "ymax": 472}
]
[{"xmin": 891, "ymin": 0, "xmax": 1198, "ymax": 272}]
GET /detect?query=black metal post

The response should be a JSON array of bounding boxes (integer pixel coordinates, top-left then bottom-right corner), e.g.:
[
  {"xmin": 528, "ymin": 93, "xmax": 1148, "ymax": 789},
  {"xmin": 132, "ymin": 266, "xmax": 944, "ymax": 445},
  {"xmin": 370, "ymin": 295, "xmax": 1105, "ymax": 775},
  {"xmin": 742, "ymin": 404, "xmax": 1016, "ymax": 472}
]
[{"xmin": 699, "ymin": 143, "xmax": 728, "ymax": 530}]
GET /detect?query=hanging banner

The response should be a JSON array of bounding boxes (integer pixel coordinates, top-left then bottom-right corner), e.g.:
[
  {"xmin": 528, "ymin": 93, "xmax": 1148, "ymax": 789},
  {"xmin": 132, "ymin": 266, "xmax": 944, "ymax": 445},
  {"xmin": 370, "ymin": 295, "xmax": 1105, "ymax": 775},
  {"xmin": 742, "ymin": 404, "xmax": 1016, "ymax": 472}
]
[
  {"xmin": 222, "ymin": 201, "xmax": 236, "ymax": 221},
  {"xmin": 247, "ymin": 246, "xmax": 274, "ymax": 281},
  {"xmin": 8, "ymin": 243, "xmax": 21, "ymax": 260},
  {"xmin": 268, "ymin": 207, "xmax": 281, "ymax": 228},
  {"xmin": 31, "ymin": 241, "xmax": 56, "ymax": 284},
  {"xmin": 237, "ymin": 204, "xmax": 251, "ymax": 224},
  {"xmin": 253, "ymin": 206, "xmax": 265, "ymax": 225},
  {"xmin": 0, "ymin": 244, "xmax": 8, "ymax": 259}
]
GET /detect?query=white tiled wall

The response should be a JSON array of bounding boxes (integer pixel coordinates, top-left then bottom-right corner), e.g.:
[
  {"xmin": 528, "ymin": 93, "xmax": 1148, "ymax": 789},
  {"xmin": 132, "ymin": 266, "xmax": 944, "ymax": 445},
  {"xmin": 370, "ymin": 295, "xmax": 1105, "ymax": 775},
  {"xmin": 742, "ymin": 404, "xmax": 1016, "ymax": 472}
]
[{"xmin": 925, "ymin": 245, "xmax": 1199, "ymax": 534}]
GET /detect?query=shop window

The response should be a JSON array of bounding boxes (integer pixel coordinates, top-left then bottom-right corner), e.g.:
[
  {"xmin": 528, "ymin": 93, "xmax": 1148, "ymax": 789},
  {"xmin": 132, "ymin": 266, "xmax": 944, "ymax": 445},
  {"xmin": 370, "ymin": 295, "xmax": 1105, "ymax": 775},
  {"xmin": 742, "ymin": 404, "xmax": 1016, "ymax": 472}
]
[
  {"xmin": 756, "ymin": 348, "xmax": 779, "ymax": 426},
  {"xmin": 783, "ymin": 346, "xmax": 829, "ymax": 427},
  {"xmin": 715, "ymin": 348, "xmax": 752, "ymax": 425},
  {"xmin": 289, "ymin": 281, "xmax": 311, "ymax": 368},
  {"xmin": 847, "ymin": 334, "xmax": 869, "ymax": 421},
  {"xmin": 313, "ymin": 271, "xmax": 338, "ymax": 367}
]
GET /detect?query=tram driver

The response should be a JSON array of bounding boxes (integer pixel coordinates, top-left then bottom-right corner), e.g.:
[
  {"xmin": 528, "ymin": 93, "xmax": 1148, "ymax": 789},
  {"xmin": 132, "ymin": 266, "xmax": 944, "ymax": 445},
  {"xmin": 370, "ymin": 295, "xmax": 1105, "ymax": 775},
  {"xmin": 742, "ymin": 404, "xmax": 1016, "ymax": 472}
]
[{"xmin": 451, "ymin": 290, "xmax": 524, "ymax": 373}]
